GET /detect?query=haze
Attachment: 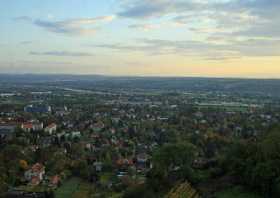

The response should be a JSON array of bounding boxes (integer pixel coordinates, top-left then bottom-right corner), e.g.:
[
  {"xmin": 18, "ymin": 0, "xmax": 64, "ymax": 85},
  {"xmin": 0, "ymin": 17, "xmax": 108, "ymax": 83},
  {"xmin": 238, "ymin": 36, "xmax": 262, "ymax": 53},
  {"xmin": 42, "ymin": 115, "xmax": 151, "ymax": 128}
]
[{"xmin": 1, "ymin": 0, "xmax": 280, "ymax": 78}]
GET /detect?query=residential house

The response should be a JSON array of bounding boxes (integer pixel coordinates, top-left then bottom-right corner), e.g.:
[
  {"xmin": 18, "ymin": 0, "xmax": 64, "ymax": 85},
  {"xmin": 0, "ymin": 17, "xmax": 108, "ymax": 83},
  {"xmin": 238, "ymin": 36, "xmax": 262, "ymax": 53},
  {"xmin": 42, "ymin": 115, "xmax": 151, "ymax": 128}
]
[
  {"xmin": 24, "ymin": 163, "xmax": 45, "ymax": 186},
  {"xmin": 0, "ymin": 124, "xmax": 16, "ymax": 140},
  {"xmin": 136, "ymin": 153, "xmax": 150, "ymax": 170},
  {"xmin": 91, "ymin": 122, "xmax": 105, "ymax": 132},
  {"xmin": 71, "ymin": 131, "xmax": 81, "ymax": 138},
  {"xmin": 21, "ymin": 123, "xmax": 33, "ymax": 132},
  {"xmin": 44, "ymin": 123, "xmax": 57, "ymax": 135},
  {"xmin": 21, "ymin": 121, "xmax": 43, "ymax": 132},
  {"xmin": 93, "ymin": 162, "xmax": 103, "ymax": 172},
  {"xmin": 49, "ymin": 175, "xmax": 60, "ymax": 188}
]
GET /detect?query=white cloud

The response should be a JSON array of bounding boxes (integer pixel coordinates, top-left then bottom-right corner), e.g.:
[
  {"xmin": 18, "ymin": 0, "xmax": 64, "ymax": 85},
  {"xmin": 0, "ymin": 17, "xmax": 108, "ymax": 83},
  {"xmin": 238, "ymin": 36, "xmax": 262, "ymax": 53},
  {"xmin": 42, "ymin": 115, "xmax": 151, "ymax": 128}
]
[
  {"xmin": 30, "ymin": 51, "xmax": 93, "ymax": 57},
  {"xmin": 128, "ymin": 23, "xmax": 161, "ymax": 31},
  {"xmin": 15, "ymin": 15, "xmax": 115, "ymax": 36}
]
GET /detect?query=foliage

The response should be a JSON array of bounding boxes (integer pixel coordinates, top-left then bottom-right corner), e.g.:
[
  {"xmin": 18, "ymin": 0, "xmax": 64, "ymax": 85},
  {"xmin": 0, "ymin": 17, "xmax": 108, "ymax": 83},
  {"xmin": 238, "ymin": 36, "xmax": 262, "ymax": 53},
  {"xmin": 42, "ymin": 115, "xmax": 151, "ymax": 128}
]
[
  {"xmin": 214, "ymin": 186, "xmax": 262, "ymax": 198},
  {"xmin": 147, "ymin": 142, "xmax": 197, "ymax": 193},
  {"xmin": 123, "ymin": 184, "xmax": 157, "ymax": 198},
  {"xmin": 19, "ymin": 159, "xmax": 28, "ymax": 170},
  {"xmin": 223, "ymin": 126, "xmax": 280, "ymax": 197}
]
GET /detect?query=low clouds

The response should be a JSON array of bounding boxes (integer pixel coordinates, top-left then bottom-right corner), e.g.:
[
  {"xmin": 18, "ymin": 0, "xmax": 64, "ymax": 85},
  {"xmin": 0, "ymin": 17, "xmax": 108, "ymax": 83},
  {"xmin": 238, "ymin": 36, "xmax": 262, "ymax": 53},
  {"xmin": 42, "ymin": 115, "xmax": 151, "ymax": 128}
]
[
  {"xmin": 33, "ymin": 19, "xmax": 97, "ymax": 36},
  {"xmin": 11, "ymin": 1, "xmax": 280, "ymax": 61},
  {"xmin": 15, "ymin": 15, "xmax": 115, "ymax": 36},
  {"xmin": 34, "ymin": 15, "xmax": 115, "ymax": 36},
  {"xmin": 93, "ymin": 39, "xmax": 237, "ymax": 60},
  {"xmin": 13, "ymin": 16, "xmax": 32, "ymax": 22},
  {"xmin": 30, "ymin": 51, "xmax": 92, "ymax": 57},
  {"xmin": 118, "ymin": 0, "xmax": 203, "ymax": 19},
  {"xmin": 60, "ymin": 16, "xmax": 115, "ymax": 26},
  {"xmin": 128, "ymin": 24, "xmax": 160, "ymax": 31},
  {"xmin": 19, "ymin": 41, "xmax": 33, "ymax": 45},
  {"xmin": 93, "ymin": 36, "xmax": 280, "ymax": 60},
  {"xmin": 115, "ymin": 0, "xmax": 280, "ymax": 59},
  {"xmin": 117, "ymin": 0, "xmax": 280, "ymax": 40}
]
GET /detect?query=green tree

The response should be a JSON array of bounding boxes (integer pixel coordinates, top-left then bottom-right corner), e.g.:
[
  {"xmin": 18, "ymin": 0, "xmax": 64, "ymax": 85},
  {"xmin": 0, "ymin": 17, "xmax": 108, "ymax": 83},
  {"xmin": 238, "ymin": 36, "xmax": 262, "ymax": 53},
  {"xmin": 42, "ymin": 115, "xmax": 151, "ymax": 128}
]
[{"xmin": 148, "ymin": 142, "xmax": 196, "ymax": 192}]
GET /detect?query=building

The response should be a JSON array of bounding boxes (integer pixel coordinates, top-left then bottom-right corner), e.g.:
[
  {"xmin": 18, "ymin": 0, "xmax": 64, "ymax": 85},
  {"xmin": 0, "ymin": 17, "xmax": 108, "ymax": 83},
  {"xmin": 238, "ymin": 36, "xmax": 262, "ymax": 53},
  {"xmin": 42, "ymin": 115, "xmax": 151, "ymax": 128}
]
[
  {"xmin": 71, "ymin": 131, "xmax": 81, "ymax": 138},
  {"xmin": 49, "ymin": 175, "xmax": 60, "ymax": 188},
  {"xmin": 21, "ymin": 123, "xmax": 33, "ymax": 132},
  {"xmin": 21, "ymin": 121, "xmax": 43, "ymax": 132},
  {"xmin": 24, "ymin": 104, "xmax": 51, "ymax": 113},
  {"xmin": 44, "ymin": 123, "xmax": 57, "ymax": 135},
  {"xmin": 24, "ymin": 163, "xmax": 45, "ymax": 186},
  {"xmin": 91, "ymin": 122, "xmax": 105, "ymax": 132},
  {"xmin": 136, "ymin": 153, "xmax": 150, "ymax": 170},
  {"xmin": 0, "ymin": 125, "xmax": 16, "ymax": 140},
  {"xmin": 93, "ymin": 162, "xmax": 103, "ymax": 172}
]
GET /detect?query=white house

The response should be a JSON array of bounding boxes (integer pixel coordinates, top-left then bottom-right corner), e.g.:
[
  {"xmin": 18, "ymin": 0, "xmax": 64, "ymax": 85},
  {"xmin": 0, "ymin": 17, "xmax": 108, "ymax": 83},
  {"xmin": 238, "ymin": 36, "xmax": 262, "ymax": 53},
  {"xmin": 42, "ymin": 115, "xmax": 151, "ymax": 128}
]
[{"xmin": 44, "ymin": 123, "xmax": 57, "ymax": 134}]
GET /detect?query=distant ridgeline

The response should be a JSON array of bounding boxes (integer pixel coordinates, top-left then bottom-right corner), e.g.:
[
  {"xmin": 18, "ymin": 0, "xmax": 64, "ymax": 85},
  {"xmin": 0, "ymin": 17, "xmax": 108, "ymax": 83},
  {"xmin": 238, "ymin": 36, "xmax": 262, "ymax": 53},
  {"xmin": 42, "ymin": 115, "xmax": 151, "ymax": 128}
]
[
  {"xmin": 0, "ymin": 74, "xmax": 280, "ymax": 97},
  {"xmin": 166, "ymin": 181, "xmax": 200, "ymax": 198}
]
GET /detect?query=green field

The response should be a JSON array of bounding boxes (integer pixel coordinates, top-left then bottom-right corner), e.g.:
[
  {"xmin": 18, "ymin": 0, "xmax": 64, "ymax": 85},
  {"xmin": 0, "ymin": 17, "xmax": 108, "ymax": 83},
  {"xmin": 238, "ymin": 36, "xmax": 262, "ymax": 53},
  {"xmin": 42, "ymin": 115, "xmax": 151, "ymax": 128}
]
[
  {"xmin": 215, "ymin": 186, "xmax": 262, "ymax": 198},
  {"xmin": 55, "ymin": 178, "xmax": 93, "ymax": 198}
]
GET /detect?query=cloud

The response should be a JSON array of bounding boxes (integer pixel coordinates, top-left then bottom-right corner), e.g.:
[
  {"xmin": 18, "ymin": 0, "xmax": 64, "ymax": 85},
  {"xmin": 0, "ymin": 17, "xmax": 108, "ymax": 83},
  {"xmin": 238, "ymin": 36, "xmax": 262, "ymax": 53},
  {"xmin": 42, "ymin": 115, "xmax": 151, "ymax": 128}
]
[
  {"xmin": 128, "ymin": 23, "xmax": 161, "ymax": 31},
  {"xmin": 33, "ymin": 19, "xmax": 98, "ymax": 36},
  {"xmin": 12, "ymin": 1, "xmax": 280, "ymax": 60},
  {"xmin": 15, "ymin": 15, "xmax": 115, "ymax": 36},
  {"xmin": 229, "ymin": 38, "xmax": 280, "ymax": 57},
  {"xmin": 60, "ymin": 15, "xmax": 115, "ymax": 26},
  {"xmin": 92, "ymin": 36, "xmax": 280, "ymax": 60},
  {"xmin": 91, "ymin": 0, "xmax": 280, "ymax": 60},
  {"xmin": 30, "ymin": 51, "xmax": 92, "ymax": 57},
  {"xmin": 13, "ymin": 16, "xmax": 32, "ymax": 22},
  {"xmin": 20, "ymin": 41, "xmax": 33, "ymax": 45},
  {"xmin": 118, "ymin": 0, "xmax": 204, "ymax": 19},
  {"xmin": 118, "ymin": 0, "xmax": 280, "ymax": 41},
  {"xmin": 92, "ymin": 39, "xmax": 237, "ymax": 59}
]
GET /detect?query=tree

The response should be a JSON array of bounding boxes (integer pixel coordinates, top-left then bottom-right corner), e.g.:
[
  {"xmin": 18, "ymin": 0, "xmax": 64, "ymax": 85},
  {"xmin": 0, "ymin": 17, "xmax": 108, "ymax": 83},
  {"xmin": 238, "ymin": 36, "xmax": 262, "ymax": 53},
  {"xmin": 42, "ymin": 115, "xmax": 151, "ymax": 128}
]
[
  {"xmin": 19, "ymin": 160, "xmax": 28, "ymax": 170},
  {"xmin": 148, "ymin": 142, "xmax": 196, "ymax": 192},
  {"xmin": 224, "ymin": 126, "xmax": 280, "ymax": 197}
]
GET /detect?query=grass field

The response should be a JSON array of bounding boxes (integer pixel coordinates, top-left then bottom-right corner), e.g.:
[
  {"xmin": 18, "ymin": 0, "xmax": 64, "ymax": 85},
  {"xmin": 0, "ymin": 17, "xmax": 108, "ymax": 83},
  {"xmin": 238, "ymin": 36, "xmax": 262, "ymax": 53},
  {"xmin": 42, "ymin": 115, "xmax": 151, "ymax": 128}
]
[
  {"xmin": 55, "ymin": 178, "xmax": 93, "ymax": 198},
  {"xmin": 215, "ymin": 186, "xmax": 262, "ymax": 198}
]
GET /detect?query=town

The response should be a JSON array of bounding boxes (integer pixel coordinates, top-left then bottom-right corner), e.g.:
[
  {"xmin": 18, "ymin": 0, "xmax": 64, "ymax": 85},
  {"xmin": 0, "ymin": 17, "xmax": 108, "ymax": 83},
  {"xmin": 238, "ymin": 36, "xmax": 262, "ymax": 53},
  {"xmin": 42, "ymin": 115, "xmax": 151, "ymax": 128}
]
[
  {"xmin": 0, "ymin": 76, "xmax": 280, "ymax": 198},
  {"xmin": 2, "ymin": 0, "xmax": 280, "ymax": 197}
]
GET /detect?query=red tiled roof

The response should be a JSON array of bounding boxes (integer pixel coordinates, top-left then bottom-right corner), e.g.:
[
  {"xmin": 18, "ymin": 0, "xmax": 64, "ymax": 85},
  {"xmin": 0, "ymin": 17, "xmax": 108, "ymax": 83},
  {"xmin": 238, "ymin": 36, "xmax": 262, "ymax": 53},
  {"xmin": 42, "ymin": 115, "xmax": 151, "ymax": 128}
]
[
  {"xmin": 50, "ymin": 175, "xmax": 60, "ymax": 185},
  {"xmin": 31, "ymin": 177, "xmax": 40, "ymax": 186},
  {"xmin": 22, "ymin": 123, "xmax": 33, "ymax": 129},
  {"xmin": 31, "ymin": 163, "xmax": 45, "ymax": 172},
  {"xmin": 46, "ymin": 123, "xmax": 56, "ymax": 129}
]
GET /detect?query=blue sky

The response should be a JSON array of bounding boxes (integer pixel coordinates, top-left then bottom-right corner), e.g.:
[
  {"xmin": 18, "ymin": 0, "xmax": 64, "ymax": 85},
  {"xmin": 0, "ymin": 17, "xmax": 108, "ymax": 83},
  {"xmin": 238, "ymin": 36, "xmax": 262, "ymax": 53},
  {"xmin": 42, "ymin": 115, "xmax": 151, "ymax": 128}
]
[{"xmin": 1, "ymin": 0, "xmax": 280, "ymax": 78}]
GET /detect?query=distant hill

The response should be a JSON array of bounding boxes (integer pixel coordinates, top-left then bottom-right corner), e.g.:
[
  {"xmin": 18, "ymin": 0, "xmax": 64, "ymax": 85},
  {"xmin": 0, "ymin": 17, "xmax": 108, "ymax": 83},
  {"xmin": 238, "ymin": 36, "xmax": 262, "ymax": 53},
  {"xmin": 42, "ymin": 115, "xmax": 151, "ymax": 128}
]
[{"xmin": 0, "ymin": 74, "xmax": 280, "ymax": 97}]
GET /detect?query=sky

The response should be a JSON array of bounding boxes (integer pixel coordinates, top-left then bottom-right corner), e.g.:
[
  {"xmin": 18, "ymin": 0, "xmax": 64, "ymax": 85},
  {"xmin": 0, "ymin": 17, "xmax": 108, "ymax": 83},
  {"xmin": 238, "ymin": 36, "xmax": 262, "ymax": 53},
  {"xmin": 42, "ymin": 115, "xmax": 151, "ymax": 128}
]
[{"xmin": 0, "ymin": 0, "xmax": 280, "ymax": 78}]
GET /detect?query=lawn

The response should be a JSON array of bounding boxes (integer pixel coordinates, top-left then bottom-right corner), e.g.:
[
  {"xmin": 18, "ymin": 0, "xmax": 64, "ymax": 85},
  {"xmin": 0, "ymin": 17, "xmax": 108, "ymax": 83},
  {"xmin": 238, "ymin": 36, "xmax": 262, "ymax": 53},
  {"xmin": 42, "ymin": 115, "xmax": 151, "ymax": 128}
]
[
  {"xmin": 215, "ymin": 186, "xmax": 262, "ymax": 198},
  {"xmin": 55, "ymin": 177, "xmax": 93, "ymax": 198}
]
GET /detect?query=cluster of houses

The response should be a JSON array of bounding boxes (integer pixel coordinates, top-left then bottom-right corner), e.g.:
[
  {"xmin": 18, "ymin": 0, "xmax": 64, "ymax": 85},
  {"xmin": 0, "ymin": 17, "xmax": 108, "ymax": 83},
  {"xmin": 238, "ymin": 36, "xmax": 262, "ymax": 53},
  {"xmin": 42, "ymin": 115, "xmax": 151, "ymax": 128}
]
[
  {"xmin": 24, "ymin": 163, "xmax": 45, "ymax": 186},
  {"xmin": 0, "ymin": 90, "xmax": 279, "ymax": 196},
  {"xmin": 21, "ymin": 120, "xmax": 57, "ymax": 134},
  {"xmin": 23, "ymin": 163, "xmax": 60, "ymax": 188}
]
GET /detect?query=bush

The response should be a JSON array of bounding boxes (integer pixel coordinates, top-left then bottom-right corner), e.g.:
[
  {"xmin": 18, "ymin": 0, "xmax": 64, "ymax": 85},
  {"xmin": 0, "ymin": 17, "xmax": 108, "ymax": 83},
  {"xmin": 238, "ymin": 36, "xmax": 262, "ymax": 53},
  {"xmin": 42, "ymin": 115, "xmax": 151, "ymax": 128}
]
[{"xmin": 123, "ymin": 184, "xmax": 157, "ymax": 198}]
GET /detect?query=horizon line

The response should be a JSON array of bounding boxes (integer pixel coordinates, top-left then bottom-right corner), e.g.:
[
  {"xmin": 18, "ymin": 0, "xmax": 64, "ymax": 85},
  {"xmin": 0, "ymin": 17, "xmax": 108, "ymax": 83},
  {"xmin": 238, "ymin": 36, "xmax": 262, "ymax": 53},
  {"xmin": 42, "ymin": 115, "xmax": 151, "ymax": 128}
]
[{"xmin": 0, "ymin": 73, "xmax": 280, "ymax": 80}]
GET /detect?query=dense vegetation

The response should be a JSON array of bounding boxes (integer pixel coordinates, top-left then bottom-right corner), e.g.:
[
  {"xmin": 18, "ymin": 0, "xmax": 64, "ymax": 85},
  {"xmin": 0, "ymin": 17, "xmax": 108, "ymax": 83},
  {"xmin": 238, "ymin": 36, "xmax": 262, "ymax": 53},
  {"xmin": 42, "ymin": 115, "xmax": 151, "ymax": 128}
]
[
  {"xmin": 1, "ymin": 122, "xmax": 280, "ymax": 197},
  {"xmin": 123, "ymin": 125, "xmax": 280, "ymax": 197},
  {"xmin": 1, "ymin": 79, "xmax": 280, "ymax": 197}
]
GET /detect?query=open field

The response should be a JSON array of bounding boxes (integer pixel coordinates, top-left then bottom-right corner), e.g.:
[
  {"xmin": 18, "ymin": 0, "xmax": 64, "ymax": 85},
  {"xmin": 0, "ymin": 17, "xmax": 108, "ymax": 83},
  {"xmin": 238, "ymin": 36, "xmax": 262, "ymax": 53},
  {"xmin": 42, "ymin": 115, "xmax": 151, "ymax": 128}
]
[
  {"xmin": 215, "ymin": 186, "xmax": 262, "ymax": 198},
  {"xmin": 55, "ymin": 178, "xmax": 93, "ymax": 198}
]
